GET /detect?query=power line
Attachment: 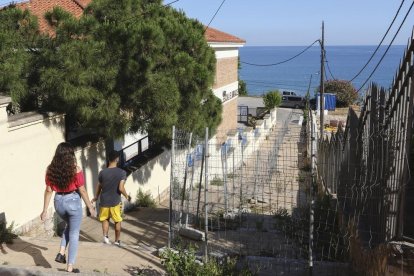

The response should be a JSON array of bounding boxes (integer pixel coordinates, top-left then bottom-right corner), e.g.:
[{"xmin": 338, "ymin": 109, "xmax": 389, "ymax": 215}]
[
  {"xmin": 357, "ymin": 0, "xmax": 414, "ymax": 92},
  {"xmin": 241, "ymin": 39, "xmax": 320, "ymax": 67},
  {"xmin": 324, "ymin": 50, "xmax": 336, "ymax": 80},
  {"xmin": 204, "ymin": 0, "xmax": 226, "ymax": 33},
  {"xmin": 324, "ymin": 66, "xmax": 329, "ymax": 82},
  {"xmin": 350, "ymin": 0, "xmax": 405, "ymax": 82},
  {"xmin": 325, "ymin": 60, "xmax": 336, "ymax": 80}
]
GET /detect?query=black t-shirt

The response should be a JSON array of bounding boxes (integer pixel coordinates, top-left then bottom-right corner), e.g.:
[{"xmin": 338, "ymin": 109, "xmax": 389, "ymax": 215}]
[{"xmin": 98, "ymin": 167, "xmax": 127, "ymax": 207}]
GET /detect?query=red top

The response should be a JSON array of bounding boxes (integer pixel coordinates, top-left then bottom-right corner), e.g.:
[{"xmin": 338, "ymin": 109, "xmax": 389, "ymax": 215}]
[{"xmin": 45, "ymin": 171, "xmax": 85, "ymax": 192}]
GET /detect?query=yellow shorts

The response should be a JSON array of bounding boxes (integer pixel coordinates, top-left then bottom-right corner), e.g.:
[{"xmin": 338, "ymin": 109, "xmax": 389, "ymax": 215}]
[{"xmin": 98, "ymin": 204, "xmax": 123, "ymax": 223}]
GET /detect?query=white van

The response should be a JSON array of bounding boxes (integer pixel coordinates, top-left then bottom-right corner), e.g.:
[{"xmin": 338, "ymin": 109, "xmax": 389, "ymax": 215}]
[{"xmin": 280, "ymin": 95, "xmax": 305, "ymax": 109}]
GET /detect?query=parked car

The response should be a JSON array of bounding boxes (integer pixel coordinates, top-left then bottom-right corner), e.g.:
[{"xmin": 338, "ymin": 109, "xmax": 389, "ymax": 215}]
[
  {"xmin": 282, "ymin": 90, "xmax": 299, "ymax": 96},
  {"xmin": 280, "ymin": 95, "xmax": 305, "ymax": 109}
]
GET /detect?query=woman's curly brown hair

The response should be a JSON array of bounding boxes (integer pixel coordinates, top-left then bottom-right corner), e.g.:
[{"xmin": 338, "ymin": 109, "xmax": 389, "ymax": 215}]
[{"xmin": 46, "ymin": 142, "xmax": 77, "ymax": 190}]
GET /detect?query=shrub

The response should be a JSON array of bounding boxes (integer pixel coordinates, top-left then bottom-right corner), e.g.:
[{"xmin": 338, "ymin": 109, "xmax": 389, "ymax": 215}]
[
  {"xmin": 210, "ymin": 176, "xmax": 223, "ymax": 186},
  {"xmin": 322, "ymin": 80, "xmax": 358, "ymax": 107},
  {"xmin": 161, "ymin": 246, "xmax": 252, "ymax": 276},
  {"xmin": 263, "ymin": 90, "xmax": 282, "ymax": 110},
  {"xmin": 238, "ymin": 79, "xmax": 248, "ymax": 96},
  {"xmin": 135, "ymin": 188, "xmax": 156, "ymax": 208},
  {"xmin": 0, "ymin": 221, "xmax": 17, "ymax": 244}
]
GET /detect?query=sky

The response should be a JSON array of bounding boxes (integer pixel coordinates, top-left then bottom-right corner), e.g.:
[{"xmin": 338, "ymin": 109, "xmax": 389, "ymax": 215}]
[
  {"xmin": 0, "ymin": 0, "xmax": 413, "ymax": 46},
  {"xmin": 169, "ymin": 0, "xmax": 414, "ymax": 46}
]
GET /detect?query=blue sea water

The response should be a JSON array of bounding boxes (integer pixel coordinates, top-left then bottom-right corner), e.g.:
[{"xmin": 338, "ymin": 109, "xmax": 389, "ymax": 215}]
[{"xmin": 239, "ymin": 45, "xmax": 407, "ymax": 96}]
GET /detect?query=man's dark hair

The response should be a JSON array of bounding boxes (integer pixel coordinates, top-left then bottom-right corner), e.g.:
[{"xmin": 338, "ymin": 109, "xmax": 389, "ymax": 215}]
[{"xmin": 107, "ymin": 150, "xmax": 120, "ymax": 162}]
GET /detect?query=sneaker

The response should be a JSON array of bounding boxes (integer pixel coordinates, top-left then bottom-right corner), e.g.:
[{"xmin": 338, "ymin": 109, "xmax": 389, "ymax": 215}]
[
  {"xmin": 103, "ymin": 236, "xmax": 111, "ymax": 244},
  {"xmin": 114, "ymin": 240, "xmax": 122, "ymax": 247},
  {"xmin": 54, "ymin": 253, "xmax": 66, "ymax": 264}
]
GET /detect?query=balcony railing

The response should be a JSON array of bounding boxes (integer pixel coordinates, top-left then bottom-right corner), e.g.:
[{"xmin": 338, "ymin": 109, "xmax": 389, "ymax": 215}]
[
  {"xmin": 222, "ymin": 89, "xmax": 238, "ymax": 103},
  {"xmin": 119, "ymin": 135, "xmax": 149, "ymax": 167}
]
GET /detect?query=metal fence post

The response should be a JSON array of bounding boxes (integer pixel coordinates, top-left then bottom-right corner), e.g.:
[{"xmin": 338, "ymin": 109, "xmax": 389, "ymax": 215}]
[
  {"xmin": 309, "ymin": 111, "xmax": 316, "ymax": 275},
  {"xmin": 253, "ymin": 150, "xmax": 259, "ymax": 200},
  {"xmin": 169, "ymin": 125, "xmax": 175, "ymax": 248},
  {"xmin": 204, "ymin": 127, "xmax": 209, "ymax": 261},
  {"xmin": 179, "ymin": 133, "xmax": 192, "ymax": 226},
  {"xmin": 222, "ymin": 145, "xmax": 228, "ymax": 214}
]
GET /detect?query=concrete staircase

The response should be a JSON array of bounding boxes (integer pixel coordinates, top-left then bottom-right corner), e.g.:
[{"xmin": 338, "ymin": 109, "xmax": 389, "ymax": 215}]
[{"xmin": 0, "ymin": 208, "xmax": 170, "ymax": 275}]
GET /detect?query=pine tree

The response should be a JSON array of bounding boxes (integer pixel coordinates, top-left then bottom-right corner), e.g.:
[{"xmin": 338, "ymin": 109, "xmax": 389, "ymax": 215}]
[
  {"xmin": 0, "ymin": 5, "xmax": 39, "ymax": 113},
  {"xmin": 29, "ymin": 0, "xmax": 220, "ymax": 142}
]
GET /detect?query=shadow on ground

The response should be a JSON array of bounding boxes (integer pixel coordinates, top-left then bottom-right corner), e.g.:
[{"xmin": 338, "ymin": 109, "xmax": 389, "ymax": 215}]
[{"xmin": 1, "ymin": 237, "xmax": 51, "ymax": 268}]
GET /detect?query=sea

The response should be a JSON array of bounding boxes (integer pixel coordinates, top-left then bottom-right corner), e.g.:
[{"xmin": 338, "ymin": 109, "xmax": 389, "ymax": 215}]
[{"xmin": 239, "ymin": 45, "xmax": 407, "ymax": 97}]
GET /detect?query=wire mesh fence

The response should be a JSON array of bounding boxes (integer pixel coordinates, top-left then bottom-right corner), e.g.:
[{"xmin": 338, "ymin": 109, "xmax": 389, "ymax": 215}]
[{"xmin": 169, "ymin": 109, "xmax": 351, "ymax": 275}]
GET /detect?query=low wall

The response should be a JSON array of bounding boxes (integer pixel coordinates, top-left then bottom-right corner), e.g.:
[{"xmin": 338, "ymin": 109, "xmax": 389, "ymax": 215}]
[
  {"xmin": 0, "ymin": 96, "xmax": 171, "ymax": 236},
  {"xmin": 178, "ymin": 108, "xmax": 278, "ymax": 189},
  {"xmin": 0, "ymin": 96, "xmax": 66, "ymax": 232}
]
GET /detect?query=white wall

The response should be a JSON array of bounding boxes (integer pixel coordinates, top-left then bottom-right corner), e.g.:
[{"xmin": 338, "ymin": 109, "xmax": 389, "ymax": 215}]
[
  {"xmin": 0, "ymin": 96, "xmax": 171, "ymax": 235},
  {"xmin": 0, "ymin": 97, "xmax": 66, "ymax": 230},
  {"xmin": 174, "ymin": 108, "xmax": 278, "ymax": 189},
  {"xmin": 125, "ymin": 149, "xmax": 171, "ymax": 204},
  {"xmin": 212, "ymin": 81, "xmax": 239, "ymax": 102}
]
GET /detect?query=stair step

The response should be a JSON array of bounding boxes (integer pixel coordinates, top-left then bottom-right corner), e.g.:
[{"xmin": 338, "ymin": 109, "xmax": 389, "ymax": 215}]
[{"xmin": 0, "ymin": 264, "xmax": 114, "ymax": 276}]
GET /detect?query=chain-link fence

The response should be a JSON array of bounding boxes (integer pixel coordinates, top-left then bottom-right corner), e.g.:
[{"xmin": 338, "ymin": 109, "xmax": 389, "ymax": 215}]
[{"xmin": 169, "ymin": 109, "xmax": 351, "ymax": 275}]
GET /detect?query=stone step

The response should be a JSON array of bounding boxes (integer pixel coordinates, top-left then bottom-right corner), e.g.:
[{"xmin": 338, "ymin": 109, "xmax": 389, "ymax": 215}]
[
  {"xmin": 0, "ymin": 236, "xmax": 165, "ymax": 276},
  {"xmin": 0, "ymin": 264, "xmax": 114, "ymax": 276}
]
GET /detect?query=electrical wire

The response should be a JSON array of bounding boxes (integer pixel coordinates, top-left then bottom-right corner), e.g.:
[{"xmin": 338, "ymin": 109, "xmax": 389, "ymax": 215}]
[
  {"xmin": 350, "ymin": 0, "xmax": 406, "ymax": 82},
  {"xmin": 241, "ymin": 39, "xmax": 320, "ymax": 67},
  {"xmin": 325, "ymin": 60, "xmax": 336, "ymax": 80},
  {"xmin": 357, "ymin": 0, "xmax": 414, "ymax": 92},
  {"xmin": 324, "ymin": 50, "xmax": 336, "ymax": 80},
  {"xmin": 324, "ymin": 66, "xmax": 329, "ymax": 82},
  {"xmin": 204, "ymin": 0, "xmax": 227, "ymax": 33}
]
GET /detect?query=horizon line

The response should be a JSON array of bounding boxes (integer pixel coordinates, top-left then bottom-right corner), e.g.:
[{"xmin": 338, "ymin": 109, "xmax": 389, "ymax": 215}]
[{"xmin": 243, "ymin": 44, "xmax": 407, "ymax": 47}]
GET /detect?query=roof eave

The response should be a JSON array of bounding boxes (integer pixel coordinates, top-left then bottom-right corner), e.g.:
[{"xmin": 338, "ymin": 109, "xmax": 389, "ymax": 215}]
[{"xmin": 208, "ymin": 41, "xmax": 245, "ymax": 48}]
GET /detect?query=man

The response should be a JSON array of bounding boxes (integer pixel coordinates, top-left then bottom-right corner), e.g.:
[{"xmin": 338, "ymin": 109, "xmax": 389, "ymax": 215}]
[{"xmin": 92, "ymin": 150, "xmax": 131, "ymax": 246}]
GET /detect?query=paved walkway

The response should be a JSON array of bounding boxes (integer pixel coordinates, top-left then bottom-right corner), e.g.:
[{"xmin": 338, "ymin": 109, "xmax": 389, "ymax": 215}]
[{"xmin": 0, "ymin": 208, "xmax": 169, "ymax": 275}]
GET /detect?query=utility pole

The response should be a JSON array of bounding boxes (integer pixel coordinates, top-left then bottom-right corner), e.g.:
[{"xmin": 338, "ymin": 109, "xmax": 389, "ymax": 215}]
[{"xmin": 319, "ymin": 21, "xmax": 325, "ymax": 138}]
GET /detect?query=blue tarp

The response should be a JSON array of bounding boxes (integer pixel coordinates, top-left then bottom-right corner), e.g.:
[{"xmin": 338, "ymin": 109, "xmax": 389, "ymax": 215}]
[
  {"xmin": 316, "ymin": 93, "xmax": 337, "ymax": 111},
  {"xmin": 324, "ymin": 93, "xmax": 337, "ymax": 111}
]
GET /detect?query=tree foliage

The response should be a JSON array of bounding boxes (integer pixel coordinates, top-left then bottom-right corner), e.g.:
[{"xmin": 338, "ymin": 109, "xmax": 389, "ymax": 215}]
[
  {"xmin": 238, "ymin": 79, "xmax": 248, "ymax": 96},
  {"xmin": 0, "ymin": 6, "xmax": 39, "ymax": 113},
  {"xmin": 2, "ymin": 0, "xmax": 221, "ymax": 142},
  {"xmin": 322, "ymin": 80, "xmax": 358, "ymax": 107},
  {"xmin": 263, "ymin": 90, "xmax": 282, "ymax": 110}
]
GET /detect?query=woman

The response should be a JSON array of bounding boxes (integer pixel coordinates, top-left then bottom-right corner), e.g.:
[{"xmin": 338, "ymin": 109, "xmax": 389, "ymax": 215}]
[{"xmin": 40, "ymin": 142, "xmax": 96, "ymax": 273}]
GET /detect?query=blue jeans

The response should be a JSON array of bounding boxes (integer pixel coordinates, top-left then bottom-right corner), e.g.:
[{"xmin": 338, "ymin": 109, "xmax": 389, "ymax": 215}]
[{"xmin": 54, "ymin": 192, "xmax": 82, "ymax": 265}]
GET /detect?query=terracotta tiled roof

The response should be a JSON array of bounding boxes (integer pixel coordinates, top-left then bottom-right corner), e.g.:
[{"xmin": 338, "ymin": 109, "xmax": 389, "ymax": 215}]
[
  {"xmin": 12, "ymin": 0, "xmax": 245, "ymax": 44},
  {"xmin": 72, "ymin": 0, "xmax": 91, "ymax": 9},
  {"xmin": 204, "ymin": 26, "xmax": 245, "ymax": 44},
  {"xmin": 16, "ymin": 0, "xmax": 92, "ymax": 35}
]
